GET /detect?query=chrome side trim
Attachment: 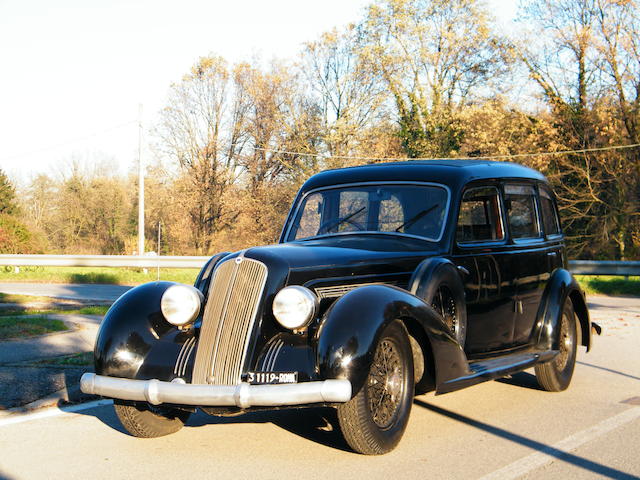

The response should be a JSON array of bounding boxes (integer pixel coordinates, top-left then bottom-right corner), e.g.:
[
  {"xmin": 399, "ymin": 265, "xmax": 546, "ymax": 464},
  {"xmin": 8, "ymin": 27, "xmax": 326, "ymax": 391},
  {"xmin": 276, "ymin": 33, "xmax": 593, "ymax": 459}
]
[
  {"xmin": 314, "ymin": 281, "xmax": 401, "ymax": 299},
  {"xmin": 173, "ymin": 337, "xmax": 196, "ymax": 377},
  {"xmin": 261, "ymin": 338, "xmax": 284, "ymax": 371},
  {"xmin": 80, "ymin": 373, "xmax": 352, "ymax": 408}
]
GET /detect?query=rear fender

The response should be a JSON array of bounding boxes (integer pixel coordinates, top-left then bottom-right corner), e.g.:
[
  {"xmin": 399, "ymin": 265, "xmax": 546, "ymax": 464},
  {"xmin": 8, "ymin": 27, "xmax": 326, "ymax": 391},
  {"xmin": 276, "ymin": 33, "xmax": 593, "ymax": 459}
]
[
  {"xmin": 532, "ymin": 269, "xmax": 592, "ymax": 352},
  {"xmin": 316, "ymin": 285, "xmax": 468, "ymax": 397}
]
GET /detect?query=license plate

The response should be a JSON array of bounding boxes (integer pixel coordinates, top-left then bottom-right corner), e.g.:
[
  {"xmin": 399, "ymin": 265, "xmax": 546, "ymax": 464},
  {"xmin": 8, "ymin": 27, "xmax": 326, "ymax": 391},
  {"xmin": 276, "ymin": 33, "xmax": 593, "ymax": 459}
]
[{"xmin": 246, "ymin": 372, "xmax": 298, "ymax": 384}]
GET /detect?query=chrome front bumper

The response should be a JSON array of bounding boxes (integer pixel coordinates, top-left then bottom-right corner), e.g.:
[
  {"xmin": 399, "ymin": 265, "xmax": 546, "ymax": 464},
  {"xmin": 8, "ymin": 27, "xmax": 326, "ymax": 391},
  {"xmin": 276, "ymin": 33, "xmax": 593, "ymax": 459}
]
[{"xmin": 80, "ymin": 373, "xmax": 352, "ymax": 408}]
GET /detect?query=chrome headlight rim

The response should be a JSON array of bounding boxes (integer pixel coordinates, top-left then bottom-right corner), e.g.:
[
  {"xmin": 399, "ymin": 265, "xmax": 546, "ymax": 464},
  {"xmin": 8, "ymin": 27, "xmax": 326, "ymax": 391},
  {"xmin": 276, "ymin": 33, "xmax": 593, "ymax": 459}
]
[
  {"xmin": 160, "ymin": 284, "xmax": 204, "ymax": 327},
  {"xmin": 272, "ymin": 285, "xmax": 318, "ymax": 331}
]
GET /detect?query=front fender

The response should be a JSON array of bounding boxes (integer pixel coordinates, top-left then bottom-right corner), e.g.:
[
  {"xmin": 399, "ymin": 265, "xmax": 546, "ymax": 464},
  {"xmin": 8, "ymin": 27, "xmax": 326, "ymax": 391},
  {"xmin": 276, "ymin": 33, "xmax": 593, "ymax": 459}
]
[
  {"xmin": 532, "ymin": 268, "xmax": 592, "ymax": 352},
  {"xmin": 316, "ymin": 285, "xmax": 468, "ymax": 397},
  {"xmin": 94, "ymin": 281, "xmax": 196, "ymax": 382}
]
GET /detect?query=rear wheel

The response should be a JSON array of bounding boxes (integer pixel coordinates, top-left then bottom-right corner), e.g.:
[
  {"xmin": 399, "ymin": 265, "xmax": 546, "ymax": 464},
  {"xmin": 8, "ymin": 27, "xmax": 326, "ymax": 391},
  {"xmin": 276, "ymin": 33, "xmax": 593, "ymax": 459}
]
[
  {"xmin": 534, "ymin": 299, "xmax": 578, "ymax": 392},
  {"xmin": 337, "ymin": 320, "xmax": 414, "ymax": 455},
  {"xmin": 411, "ymin": 263, "xmax": 467, "ymax": 349},
  {"xmin": 114, "ymin": 400, "xmax": 190, "ymax": 438},
  {"xmin": 429, "ymin": 284, "xmax": 465, "ymax": 347}
]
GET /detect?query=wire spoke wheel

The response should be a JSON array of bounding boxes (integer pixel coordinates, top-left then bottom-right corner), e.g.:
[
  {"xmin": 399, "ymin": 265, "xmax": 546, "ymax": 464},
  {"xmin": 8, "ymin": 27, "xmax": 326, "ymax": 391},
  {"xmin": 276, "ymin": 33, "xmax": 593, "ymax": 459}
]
[
  {"xmin": 431, "ymin": 286, "xmax": 460, "ymax": 341},
  {"xmin": 534, "ymin": 299, "xmax": 578, "ymax": 392},
  {"xmin": 368, "ymin": 339, "xmax": 404, "ymax": 429},
  {"xmin": 555, "ymin": 311, "xmax": 571, "ymax": 370},
  {"xmin": 337, "ymin": 320, "xmax": 414, "ymax": 455}
]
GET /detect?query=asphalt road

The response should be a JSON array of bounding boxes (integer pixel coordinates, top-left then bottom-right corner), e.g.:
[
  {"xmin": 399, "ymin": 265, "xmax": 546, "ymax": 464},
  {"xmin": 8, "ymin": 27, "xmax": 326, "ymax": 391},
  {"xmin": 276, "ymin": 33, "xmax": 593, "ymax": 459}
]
[
  {"xmin": 0, "ymin": 296, "xmax": 638, "ymax": 480},
  {"xmin": 0, "ymin": 283, "xmax": 131, "ymax": 302}
]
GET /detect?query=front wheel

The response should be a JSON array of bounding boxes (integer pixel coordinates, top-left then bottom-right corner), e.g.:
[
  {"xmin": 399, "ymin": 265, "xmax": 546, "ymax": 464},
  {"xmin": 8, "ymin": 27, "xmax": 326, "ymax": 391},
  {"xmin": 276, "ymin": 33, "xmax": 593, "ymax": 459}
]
[
  {"xmin": 114, "ymin": 400, "xmax": 190, "ymax": 438},
  {"xmin": 534, "ymin": 299, "xmax": 578, "ymax": 392},
  {"xmin": 337, "ymin": 320, "xmax": 414, "ymax": 455}
]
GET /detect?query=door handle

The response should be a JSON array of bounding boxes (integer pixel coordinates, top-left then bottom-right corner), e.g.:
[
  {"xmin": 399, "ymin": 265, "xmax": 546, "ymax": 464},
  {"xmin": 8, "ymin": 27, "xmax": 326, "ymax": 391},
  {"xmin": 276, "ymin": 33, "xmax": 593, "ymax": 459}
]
[
  {"xmin": 456, "ymin": 265, "xmax": 470, "ymax": 276},
  {"xmin": 514, "ymin": 300, "xmax": 523, "ymax": 314}
]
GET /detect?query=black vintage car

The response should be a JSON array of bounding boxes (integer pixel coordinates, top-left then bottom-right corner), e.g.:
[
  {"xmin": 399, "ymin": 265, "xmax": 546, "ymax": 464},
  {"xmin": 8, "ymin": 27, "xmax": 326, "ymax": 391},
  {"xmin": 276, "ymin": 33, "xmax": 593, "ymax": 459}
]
[{"xmin": 81, "ymin": 160, "xmax": 597, "ymax": 454}]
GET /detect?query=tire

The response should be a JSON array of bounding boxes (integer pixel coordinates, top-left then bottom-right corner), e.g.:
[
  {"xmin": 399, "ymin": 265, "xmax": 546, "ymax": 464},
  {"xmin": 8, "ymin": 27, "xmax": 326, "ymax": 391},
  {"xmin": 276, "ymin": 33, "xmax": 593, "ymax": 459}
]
[
  {"xmin": 411, "ymin": 263, "xmax": 467, "ymax": 348},
  {"xmin": 337, "ymin": 320, "xmax": 414, "ymax": 455},
  {"xmin": 534, "ymin": 299, "xmax": 578, "ymax": 392},
  {"xmin": 114, "ymin": 400, "xmax": 190, "ymax": 438}
]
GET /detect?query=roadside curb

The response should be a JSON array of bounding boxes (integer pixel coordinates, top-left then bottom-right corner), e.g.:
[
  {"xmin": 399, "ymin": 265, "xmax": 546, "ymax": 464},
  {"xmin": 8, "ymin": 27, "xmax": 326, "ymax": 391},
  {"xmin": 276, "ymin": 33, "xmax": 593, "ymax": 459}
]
[
  {"xmin": 0, "ymin": 398, "xmax": 113, "ymax": 427},
  {"xmin": 0, "ymin": 384, "xmax": 99, "ymax": 419}
]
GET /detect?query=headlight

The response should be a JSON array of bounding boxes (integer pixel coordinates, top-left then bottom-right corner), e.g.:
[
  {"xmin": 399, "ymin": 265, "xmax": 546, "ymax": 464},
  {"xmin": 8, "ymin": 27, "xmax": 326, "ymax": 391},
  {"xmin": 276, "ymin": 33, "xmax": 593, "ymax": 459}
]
[
  {"xmin": 272, "ymin": 285, "xmax": 318, "ymax": 330},
  {"xmin": 160, "ymin": 284, "xmax": 203, "ymax": 327}
]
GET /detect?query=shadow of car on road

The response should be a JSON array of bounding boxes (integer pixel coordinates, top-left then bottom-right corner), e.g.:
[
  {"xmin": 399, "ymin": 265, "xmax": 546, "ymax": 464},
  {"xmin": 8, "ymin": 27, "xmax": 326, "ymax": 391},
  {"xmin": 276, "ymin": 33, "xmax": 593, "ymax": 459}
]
[
  {"xmin": 73, "ymin": 402, "xmax": 352, "ymax": 452},
  {"xmin": 413, "ymin": 398, "xmax": 637, "ymax": 479}
]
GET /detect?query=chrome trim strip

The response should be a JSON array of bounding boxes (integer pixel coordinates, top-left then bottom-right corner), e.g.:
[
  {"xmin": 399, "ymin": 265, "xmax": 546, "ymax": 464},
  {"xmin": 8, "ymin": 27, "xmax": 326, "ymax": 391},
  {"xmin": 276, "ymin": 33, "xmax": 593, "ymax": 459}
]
[
  {"xmin": 173, "ymin": 338, "xmax": 190, "ymax": 376},
  {"xmin": 180, "ymin": 337, "xmax": 197, "ymax": 377},
  {"xmin": 261, "ymin": 338, "xmax": 284, "ymax": 371},
  {"xmin": 268, "ymin": 340, "xmax": 284, "ymax": 371},
  {"xmin": 80, "ymin": 373, "xmax": 352, "ymax": 407},
  {"xmin": 283, "ymin": 181, "xmax": 452, "ymax": 243},
  {"xmin": 314, "ymin": 281, "xmax": 401, "ymax": 299}
]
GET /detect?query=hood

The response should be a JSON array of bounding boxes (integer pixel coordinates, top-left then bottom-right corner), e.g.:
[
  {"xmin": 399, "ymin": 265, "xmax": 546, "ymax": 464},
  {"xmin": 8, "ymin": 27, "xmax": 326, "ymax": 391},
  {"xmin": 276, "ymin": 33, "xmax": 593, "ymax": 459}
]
[{"xmin": 243, "ymin": 235, "xmax": 441, "ymax": 291}]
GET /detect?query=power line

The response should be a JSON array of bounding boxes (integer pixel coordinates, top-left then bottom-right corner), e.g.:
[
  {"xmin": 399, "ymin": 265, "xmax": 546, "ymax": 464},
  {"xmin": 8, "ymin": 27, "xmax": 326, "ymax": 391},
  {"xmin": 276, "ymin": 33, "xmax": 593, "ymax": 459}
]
[
  {"xmin": 244, "ymin": 142, "xmax": 640, "ymax": 162},
  {"xmin": 0, "ymin": 120, "xmax": 137, "ymax": 162}
]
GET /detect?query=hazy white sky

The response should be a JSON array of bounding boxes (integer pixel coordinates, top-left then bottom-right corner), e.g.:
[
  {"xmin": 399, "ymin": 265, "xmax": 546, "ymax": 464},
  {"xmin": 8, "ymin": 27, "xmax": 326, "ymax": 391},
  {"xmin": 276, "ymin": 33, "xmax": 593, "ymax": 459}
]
[{"xmin": 0, "ymin": 0, "xmax": 518, "ymax": 183}]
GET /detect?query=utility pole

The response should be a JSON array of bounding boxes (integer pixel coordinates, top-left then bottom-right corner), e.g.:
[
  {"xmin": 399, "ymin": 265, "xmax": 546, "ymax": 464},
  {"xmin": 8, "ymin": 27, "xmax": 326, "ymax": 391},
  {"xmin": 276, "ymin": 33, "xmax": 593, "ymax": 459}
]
[{"xmin": 137, "ymin": 104, "xmax": 145, "ymax": 257}]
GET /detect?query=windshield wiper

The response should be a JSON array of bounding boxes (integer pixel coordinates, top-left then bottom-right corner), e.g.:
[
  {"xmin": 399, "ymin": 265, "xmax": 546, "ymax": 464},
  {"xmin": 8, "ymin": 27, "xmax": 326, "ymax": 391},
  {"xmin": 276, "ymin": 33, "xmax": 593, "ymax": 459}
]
[
  {"xmin": 318, "ymin": 206, "xmax": 366, "ymax": 234},
  {"xmin": 395, "ymin": 204, "xmax": 440, "ymax": 233}
]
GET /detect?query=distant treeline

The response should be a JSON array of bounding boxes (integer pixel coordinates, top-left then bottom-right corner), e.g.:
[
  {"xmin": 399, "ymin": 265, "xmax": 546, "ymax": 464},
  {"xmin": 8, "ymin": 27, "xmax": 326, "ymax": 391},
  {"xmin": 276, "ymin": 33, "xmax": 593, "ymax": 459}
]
[{"xmin": 3, "ymin": 0, "xmax": 639, "ymax": 260}]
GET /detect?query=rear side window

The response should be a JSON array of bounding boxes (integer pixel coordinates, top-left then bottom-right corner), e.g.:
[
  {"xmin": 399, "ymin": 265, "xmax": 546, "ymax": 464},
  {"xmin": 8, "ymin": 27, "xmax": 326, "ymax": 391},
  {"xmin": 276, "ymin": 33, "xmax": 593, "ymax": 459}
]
[
  {"xmin": 539, "ymin": 187, "xmax": 561, "ymax": 236},
  {"xmin": 457, "ymin": 187, "xmax": 504, "ymax": 243},
  {"xmin": 504, "ymin": 184, "xmax": 541, "ymax": 240}
]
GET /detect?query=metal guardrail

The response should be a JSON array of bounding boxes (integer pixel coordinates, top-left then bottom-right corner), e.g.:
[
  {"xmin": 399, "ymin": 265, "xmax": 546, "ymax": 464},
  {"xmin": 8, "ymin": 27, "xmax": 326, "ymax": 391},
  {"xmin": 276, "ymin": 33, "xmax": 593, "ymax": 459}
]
[
  {"xmin": 568, "ymin": 260, "xmax": 640, "ymax": 276},
  {"xmin": 0, "ymin": 254, "xmax": 210, "ymax": 269},
  {"xmin": 0, "ymin": 255, "xmax": 637, "ymax": 276}
]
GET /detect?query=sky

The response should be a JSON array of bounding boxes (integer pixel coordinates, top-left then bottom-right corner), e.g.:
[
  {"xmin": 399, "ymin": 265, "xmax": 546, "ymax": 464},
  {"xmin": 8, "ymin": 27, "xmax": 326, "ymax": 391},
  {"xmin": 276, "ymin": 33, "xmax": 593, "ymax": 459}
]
[{"xmin": 0, "ymin": 0, "xmax": 519, "ymax": 184}]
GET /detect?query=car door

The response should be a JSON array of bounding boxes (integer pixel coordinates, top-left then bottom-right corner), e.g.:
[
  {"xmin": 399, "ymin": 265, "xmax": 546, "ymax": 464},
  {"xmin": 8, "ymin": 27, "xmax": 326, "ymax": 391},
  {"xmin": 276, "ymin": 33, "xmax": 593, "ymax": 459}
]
[
  {"xmin": 539, "ymin": 184, "xmax": 564, "ymax": 272},
  {"xmin": 503, "ymin": 183, "xmax": 547, "ymax": 345},
  {"xmin": 452, "ymin": 184, "xmax": 515, "ymax": 353}
]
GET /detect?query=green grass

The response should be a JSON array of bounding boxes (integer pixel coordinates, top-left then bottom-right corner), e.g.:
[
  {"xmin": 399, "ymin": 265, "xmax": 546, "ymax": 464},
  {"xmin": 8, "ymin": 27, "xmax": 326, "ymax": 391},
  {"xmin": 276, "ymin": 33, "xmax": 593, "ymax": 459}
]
[
  {"xmin": 0, "ymin": 291, "xmax": 111, "ymax": 317},
  {"xmin": 0, "ymin": 292, "xmax": 66, "ymax": 304},
  {"xmin": 0, "ymin": 315, "xmax": 68, "ymax": 340},
  {"xmin": 0, "ymin": 266, "xmax": 198, "ymax": 285},
  {"xmin": 33, "ymin": 352, "xmax": 93, "ymax": 367},
  {"xmin": 576, "ymin": 275, "xmax": 640, "ymax": 297},
  {"xmin": 0, "ymin": 305, "xmax": 110, "ymax": 317}
]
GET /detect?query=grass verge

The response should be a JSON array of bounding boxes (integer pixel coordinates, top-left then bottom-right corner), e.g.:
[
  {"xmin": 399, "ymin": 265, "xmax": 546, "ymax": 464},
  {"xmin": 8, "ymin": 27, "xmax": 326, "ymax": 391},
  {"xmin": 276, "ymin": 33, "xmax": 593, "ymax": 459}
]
[
  {"xmin": 32, "ymin": 352, "xmax": 93, "ymax": 367},
  {"xmin": 0, "ymin": 266, "xmax": 198, "ymax": 285},
  {"xmin": 0, "ymin": 305, "xmax": 111, "ymax": 317},
  {"xmin": 0, "ymin": 316, "xmax": 68, "ymax": 340},
  {"xmin": 576, "ymin": 275, "xmax": 640, "ymax": 297}
]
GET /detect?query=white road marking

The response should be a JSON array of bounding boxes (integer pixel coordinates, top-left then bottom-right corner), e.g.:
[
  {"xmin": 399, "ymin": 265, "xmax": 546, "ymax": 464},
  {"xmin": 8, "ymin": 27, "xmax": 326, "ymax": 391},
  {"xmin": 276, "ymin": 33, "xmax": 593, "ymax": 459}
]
[
  {"xmin": 479, "ymin": 405, "xmax": 640, "ymax": 480},
  {"xmin": 0, "ymin": 399, "xmax": 112, "ymax": 427}
]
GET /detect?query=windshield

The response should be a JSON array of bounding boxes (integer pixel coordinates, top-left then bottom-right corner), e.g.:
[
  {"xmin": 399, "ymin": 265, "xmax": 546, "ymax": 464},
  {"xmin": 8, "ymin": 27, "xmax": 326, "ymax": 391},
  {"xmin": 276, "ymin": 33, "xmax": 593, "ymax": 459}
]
[{"xmin": 286, "ymin": 183, "xmax": 449, "ymax": 242}]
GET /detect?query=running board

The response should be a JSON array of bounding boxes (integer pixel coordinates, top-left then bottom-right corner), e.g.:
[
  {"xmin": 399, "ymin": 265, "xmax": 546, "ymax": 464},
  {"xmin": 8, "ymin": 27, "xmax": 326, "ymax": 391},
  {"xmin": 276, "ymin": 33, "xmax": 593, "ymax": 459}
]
[{"xmin": 436, "ymin": 350, "xmax": 558, "ymax": 395}]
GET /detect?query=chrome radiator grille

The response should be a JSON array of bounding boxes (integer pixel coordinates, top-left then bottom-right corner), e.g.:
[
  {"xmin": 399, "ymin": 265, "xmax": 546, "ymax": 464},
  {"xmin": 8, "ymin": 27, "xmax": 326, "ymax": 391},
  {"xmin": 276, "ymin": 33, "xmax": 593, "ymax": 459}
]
[{"xmin": 192, "ymin": 258, "xmax": 268, "ymax": 385}]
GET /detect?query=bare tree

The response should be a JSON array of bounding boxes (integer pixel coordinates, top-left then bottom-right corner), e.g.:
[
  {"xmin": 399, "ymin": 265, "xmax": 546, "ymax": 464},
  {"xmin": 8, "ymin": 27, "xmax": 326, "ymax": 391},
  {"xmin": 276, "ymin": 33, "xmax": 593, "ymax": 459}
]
[
  {"xmin": 517, "ymin": 0, "xmax": 640, "ymax": 259},
  {"xmin": 158, "ymin": 56, "xmax": 240, "ymax": 254},
  {"xmin": 359, "ymin": 0, "xmax": 508, "ymax": 157}
]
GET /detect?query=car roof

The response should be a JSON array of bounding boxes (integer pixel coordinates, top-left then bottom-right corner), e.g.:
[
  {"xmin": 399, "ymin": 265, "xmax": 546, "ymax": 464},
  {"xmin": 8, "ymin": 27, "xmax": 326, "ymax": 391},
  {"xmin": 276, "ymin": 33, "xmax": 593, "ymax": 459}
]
[{"xmin": 299, "ymin": 160, "xmax": 548, "ymax": 193}]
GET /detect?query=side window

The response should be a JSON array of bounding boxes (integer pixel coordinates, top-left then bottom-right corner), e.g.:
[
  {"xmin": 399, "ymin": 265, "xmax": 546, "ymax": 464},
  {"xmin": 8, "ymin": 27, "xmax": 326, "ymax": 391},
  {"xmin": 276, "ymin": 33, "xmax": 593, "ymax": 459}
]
[
  {"xmin": 539, "ymin": 187, "xmax": 561, "ymax": 236},
  {"xmin": 295, "ymin": 192, "xmax": 322, "ymax": 238},
  {"xmin": 457, "ymin": 187, "xmax": 504, "ymax": 243},
  {"xmin": 504, "ymin": 184, "xmax": 541, "ymax": 240}
]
